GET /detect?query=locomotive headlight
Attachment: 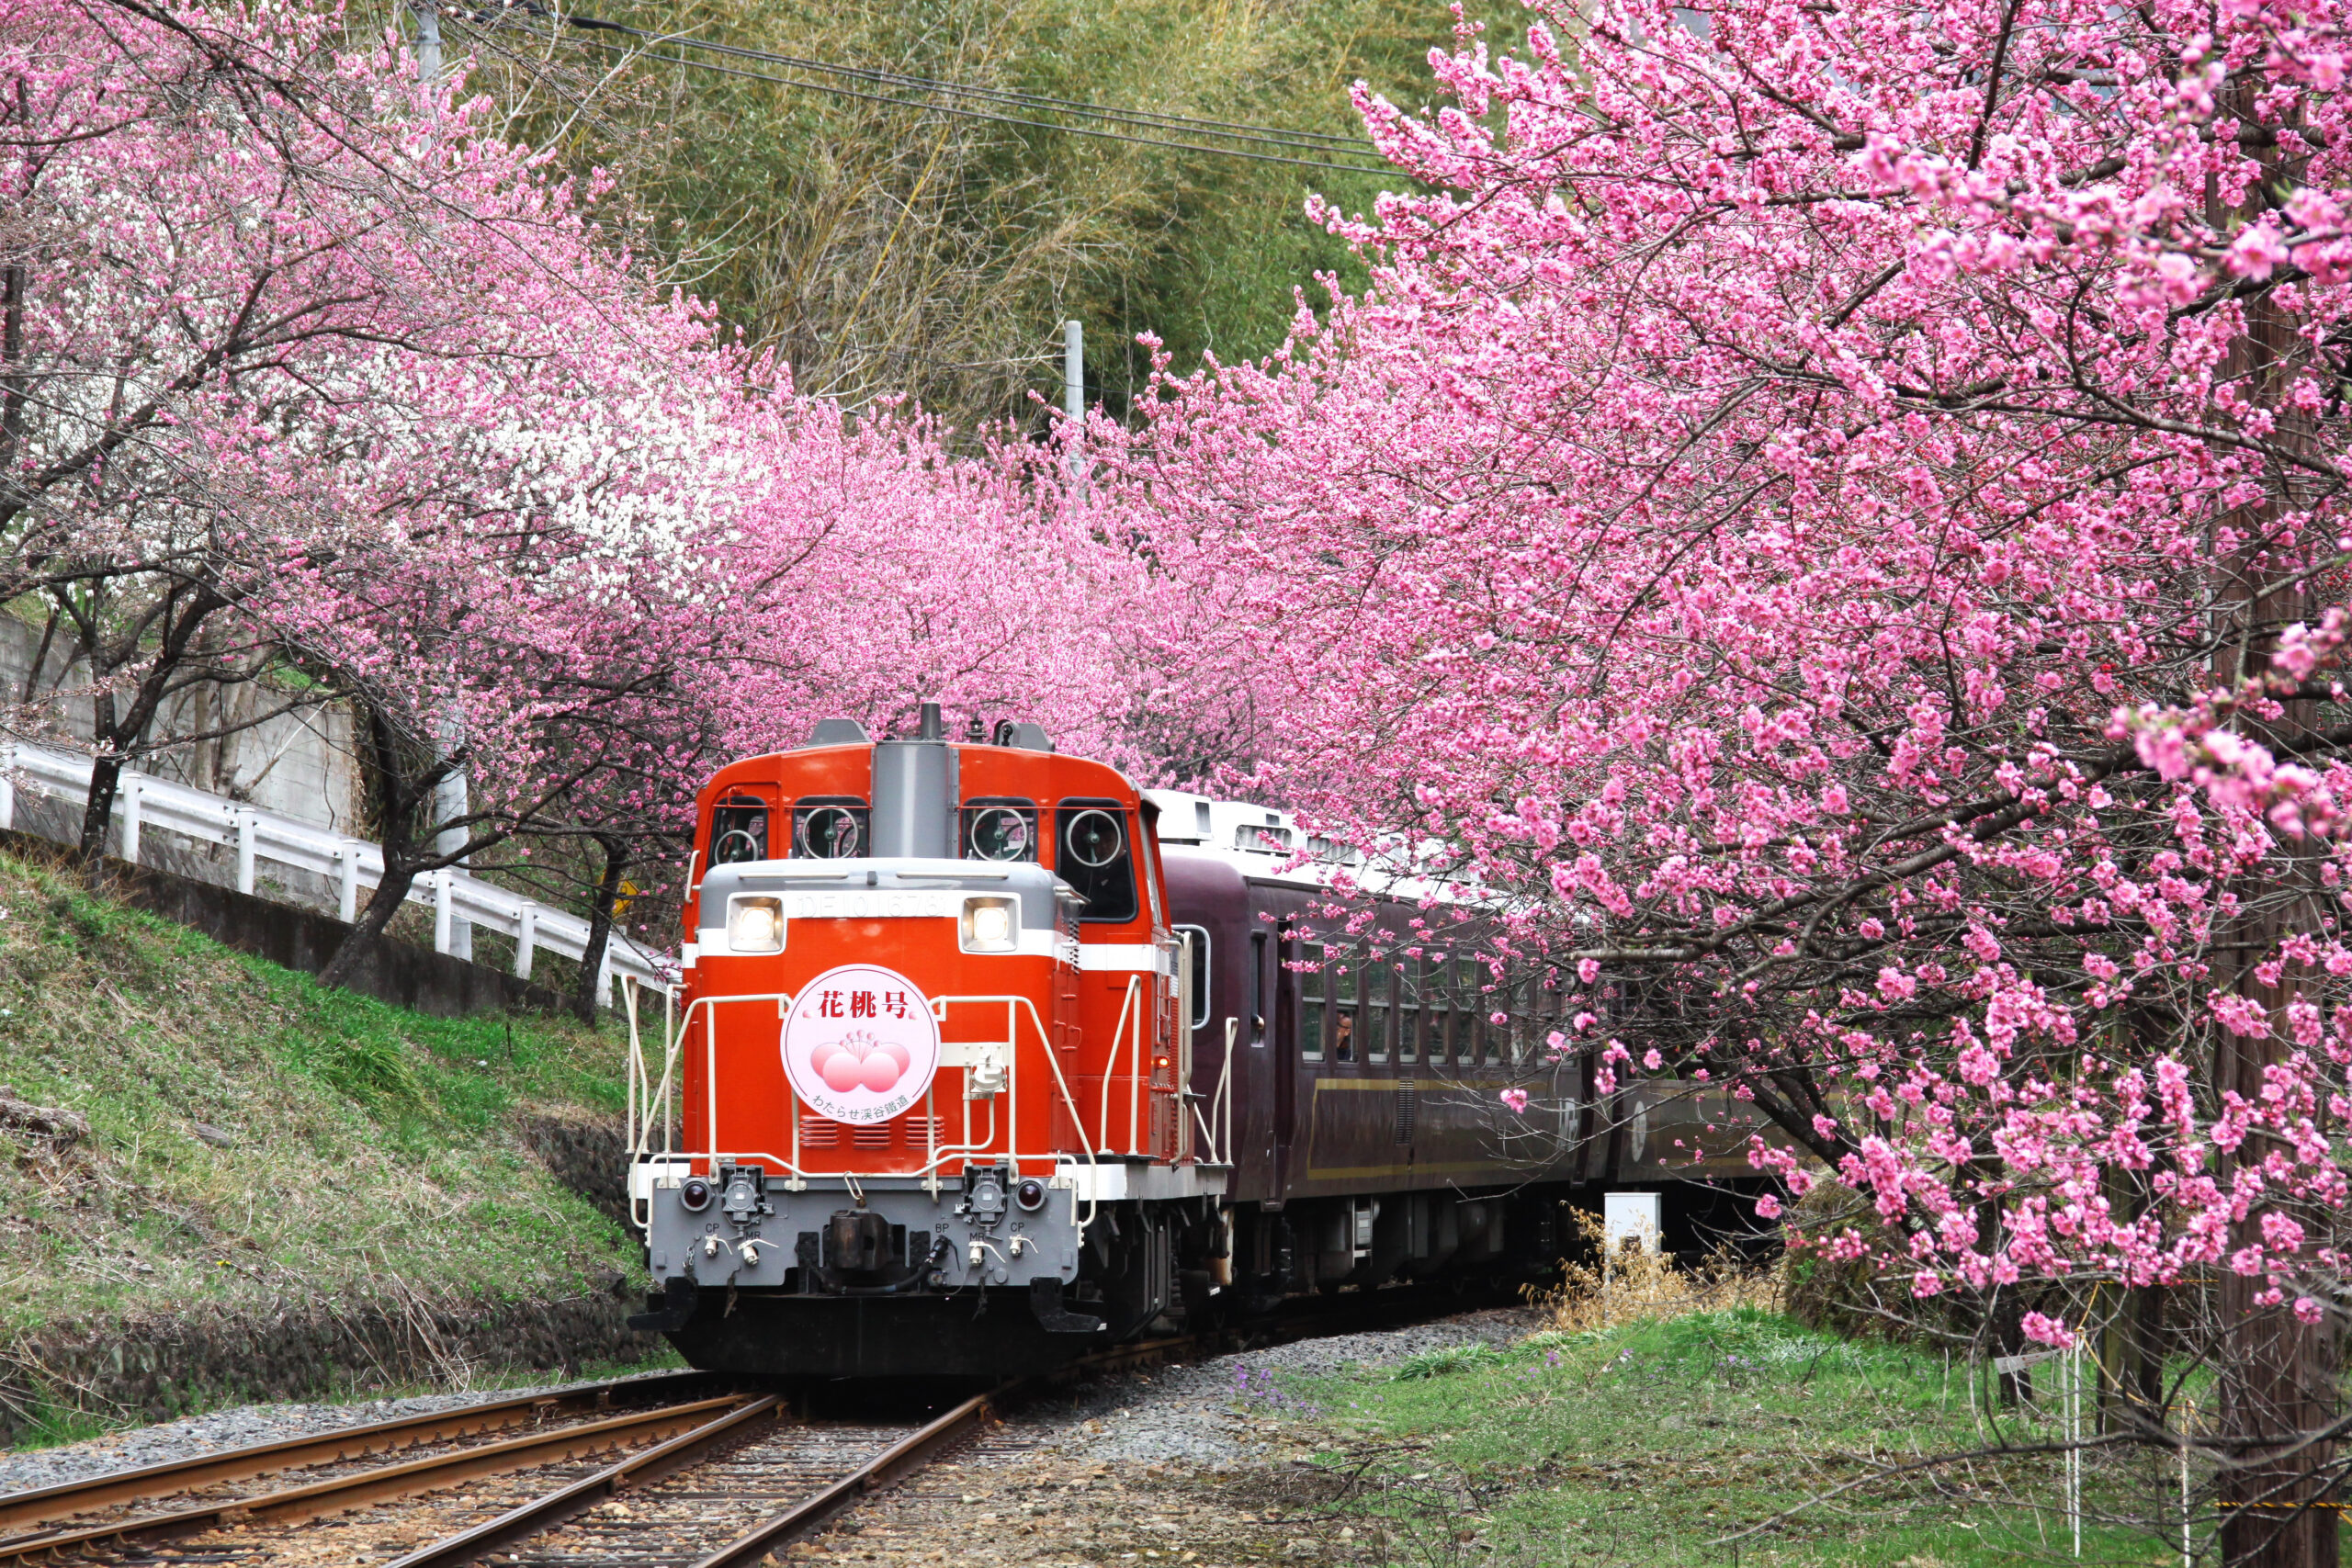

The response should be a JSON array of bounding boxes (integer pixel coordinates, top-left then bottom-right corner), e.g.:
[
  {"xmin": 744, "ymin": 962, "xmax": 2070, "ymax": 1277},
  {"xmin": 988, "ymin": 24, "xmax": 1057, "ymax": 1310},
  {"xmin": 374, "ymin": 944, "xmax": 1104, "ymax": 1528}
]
[
  {"xmin": 726, "ymin": 895, "xmax": 786, "ymax": 953},
  {"xmin": 960, "ymin": 896, "xmax": 1018, "ymax": 953},
  {"xmin": 680, "ymin": 1177, "xmax": 713, "ymax": 1212}
]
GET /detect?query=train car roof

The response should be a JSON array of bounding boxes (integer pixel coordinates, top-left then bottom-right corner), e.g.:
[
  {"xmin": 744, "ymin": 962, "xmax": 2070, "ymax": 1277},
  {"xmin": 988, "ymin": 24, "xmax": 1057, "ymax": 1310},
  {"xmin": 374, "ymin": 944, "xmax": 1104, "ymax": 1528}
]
[{"xmin": 1144, "ymin": 788, "xmax": 1498, "ymax": 909}]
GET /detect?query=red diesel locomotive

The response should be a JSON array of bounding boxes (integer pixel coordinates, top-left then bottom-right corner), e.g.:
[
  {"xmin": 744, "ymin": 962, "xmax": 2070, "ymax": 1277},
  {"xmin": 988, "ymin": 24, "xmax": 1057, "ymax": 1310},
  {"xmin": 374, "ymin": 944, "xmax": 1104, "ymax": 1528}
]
[{"xmin": 624, "ymin": 706, "xmax": 1758, "ymax": 1377}]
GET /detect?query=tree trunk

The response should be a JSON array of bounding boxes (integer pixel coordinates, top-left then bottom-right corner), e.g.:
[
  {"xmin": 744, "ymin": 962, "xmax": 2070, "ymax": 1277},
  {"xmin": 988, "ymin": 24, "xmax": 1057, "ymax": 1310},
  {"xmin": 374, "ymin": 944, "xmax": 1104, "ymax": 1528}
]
[
  {"xmin": 2206, "ymin": 66, "xmax": 2338, "ymax": 1562},
  {"xmin": 319, "ymin": 706, "xmax": 428, "ymax": 993},
  {"xmin": 318, "ymin": 861, "xmax": 420, "ymax": 991},
  {"xmin": 74, "ymin": 748, "xmax": 121, "ymax": 874},
  {"xmin": 572, "ymin": 836, "xmax": 628, "ymax": 1024}
]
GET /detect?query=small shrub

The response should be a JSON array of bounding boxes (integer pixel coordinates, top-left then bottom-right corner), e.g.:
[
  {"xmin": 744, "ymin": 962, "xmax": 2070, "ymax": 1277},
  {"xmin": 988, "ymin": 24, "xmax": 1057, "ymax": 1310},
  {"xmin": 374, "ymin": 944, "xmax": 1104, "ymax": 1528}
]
[{"xmin": 1388, "ymin": 1343, "xmax": 1510, "ymax": 1381}]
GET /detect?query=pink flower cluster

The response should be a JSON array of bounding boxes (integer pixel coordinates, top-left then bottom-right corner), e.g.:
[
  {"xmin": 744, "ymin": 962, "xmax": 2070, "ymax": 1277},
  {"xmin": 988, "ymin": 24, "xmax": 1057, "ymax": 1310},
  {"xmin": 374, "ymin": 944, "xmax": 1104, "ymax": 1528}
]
[{"xmin": 1111, "ymin": 0, "xmax": 2352, "ymax": 1342}]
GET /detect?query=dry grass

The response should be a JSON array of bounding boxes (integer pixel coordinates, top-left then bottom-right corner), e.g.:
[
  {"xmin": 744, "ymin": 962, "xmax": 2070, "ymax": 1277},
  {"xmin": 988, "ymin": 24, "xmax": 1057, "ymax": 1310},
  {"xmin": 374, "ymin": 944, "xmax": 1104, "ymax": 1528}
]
[{"xmin": 1526, "ymin": 1208, "xmax": 1781, "ymax": 1335}]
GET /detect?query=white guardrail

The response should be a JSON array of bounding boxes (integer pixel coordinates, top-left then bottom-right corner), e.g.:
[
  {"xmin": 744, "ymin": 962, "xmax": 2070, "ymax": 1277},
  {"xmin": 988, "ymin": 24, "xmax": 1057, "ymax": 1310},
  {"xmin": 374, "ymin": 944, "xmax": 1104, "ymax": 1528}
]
[{"xmin": 0, "ymin": 739, "xmax": 672, "ymax": 1002}]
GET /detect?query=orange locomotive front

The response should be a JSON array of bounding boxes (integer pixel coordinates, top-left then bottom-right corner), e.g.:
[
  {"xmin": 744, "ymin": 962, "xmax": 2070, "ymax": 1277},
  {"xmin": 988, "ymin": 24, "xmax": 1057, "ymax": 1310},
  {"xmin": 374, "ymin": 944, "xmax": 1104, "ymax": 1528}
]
[{"xmin": 627, "ymin": 705, "xmax": 1221, "ymax": 1377}]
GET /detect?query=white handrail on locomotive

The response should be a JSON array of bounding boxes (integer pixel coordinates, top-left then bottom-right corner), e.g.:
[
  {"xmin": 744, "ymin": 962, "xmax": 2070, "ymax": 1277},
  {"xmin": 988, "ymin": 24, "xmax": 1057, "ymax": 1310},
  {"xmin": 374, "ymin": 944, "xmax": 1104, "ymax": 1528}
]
[
  {"xmin": 1191, "ymin": 1015, "xmax": 1238, "ymax": 1168},
  {"xmin": 627, "ymin": 982, "xmax": 1103, "ymax": 1235},
  {"xmin": 1093, "ymin": 974, "xmax": 1144, "ymax": 1156}
]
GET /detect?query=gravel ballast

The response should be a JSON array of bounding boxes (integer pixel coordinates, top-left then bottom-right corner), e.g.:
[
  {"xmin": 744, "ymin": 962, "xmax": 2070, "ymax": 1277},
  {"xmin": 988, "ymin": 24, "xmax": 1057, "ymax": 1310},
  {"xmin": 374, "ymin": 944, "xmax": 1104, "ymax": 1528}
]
[
  {"xmin": 0, "ymin": 1307, "xmax": 1536, "ymax": 1566},
  {"xmin": 0, "ymin": 1370, "xmax": 686, "ymax": 1497}
]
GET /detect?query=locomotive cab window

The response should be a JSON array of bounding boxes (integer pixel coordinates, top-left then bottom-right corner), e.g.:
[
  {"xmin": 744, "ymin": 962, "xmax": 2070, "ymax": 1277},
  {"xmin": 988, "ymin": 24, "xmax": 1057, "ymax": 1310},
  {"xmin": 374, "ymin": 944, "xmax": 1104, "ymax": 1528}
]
[
  {"xmin": 963, "ymin": 798, "xmax": 1039, "ymax": 863},
  {"xmin": 792, "ymin": 796, "xmax": 870, "ymax": 859},
  {"xmin": 708, "ymin": 796, "xmax": 772, "ymax": 865},
  {"xmin": 1055, "ymin": 801, "xmax": 1137, "ymax": 922}
]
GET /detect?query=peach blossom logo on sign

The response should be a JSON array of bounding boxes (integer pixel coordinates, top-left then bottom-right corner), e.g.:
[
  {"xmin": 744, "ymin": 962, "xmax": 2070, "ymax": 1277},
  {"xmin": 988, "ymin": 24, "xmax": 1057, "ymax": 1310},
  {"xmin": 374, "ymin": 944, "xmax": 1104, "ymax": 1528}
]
[{"xmin": 780, "ymin": 963, "xmax": 940, "ymax": 1125}]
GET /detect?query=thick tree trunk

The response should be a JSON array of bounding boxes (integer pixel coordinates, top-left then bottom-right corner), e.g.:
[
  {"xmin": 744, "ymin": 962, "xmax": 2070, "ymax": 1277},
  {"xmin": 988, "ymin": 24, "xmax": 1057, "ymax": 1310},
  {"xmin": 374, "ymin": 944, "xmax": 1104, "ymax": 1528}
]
[
  {"xmin": 571, "ymin": 836, "xmax": 628, "ymax": 1024},
  {"xmin": 2207, "ymin": 68, "xmax": 2338, "ymax": 1561},
  {"xmin": 2217, "ymin": 897, "xmax": 2337, "ymax": 1566},
  {"xmin": 320, "ymin": 706, "xmax": 428, "ymax": 993}
]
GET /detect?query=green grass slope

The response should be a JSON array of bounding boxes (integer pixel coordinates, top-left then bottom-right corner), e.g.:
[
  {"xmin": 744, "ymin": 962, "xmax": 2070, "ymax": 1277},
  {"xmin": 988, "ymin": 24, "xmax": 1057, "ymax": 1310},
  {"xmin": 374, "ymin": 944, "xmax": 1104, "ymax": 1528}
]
[
  {"xmin": 1252, "ymin": 1306, "xmax": 2183, "ymax": 1566},
  {"xmin": 0, "ymin": 845, "xmax": 655, "ymax": 1403}
]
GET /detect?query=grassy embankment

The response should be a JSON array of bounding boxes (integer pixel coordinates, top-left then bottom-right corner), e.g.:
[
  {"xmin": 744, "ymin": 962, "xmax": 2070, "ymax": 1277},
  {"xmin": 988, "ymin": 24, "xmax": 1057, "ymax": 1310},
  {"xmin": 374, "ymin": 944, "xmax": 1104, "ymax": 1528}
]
[
  {"xmin": 0, "ymin": 845, "xmax": 666, "ymax": 1441},
  {"xmin": 1229, "ymin": 1250, "xmax": 2202, "ymax": 1567}
]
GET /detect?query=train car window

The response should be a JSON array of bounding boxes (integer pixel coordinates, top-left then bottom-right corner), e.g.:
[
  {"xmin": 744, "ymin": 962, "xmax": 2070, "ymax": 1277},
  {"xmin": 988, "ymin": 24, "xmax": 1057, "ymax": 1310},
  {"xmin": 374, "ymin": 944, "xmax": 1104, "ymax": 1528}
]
[
  {"xmin": 962, "ymin": 798, "xmax": 1039, "ymax": 862},
  {"xmin": 1367, "ymin": 961, "xmax": 1391, "ymax": 1064},
  {"xmin": 1332, "ymin": 954, "xmax": 1358, "ymax": 1063},
  {"xmin": 1456, "ymin": 956, "xmax": 1484, "ymax": 1064},
  {"xmin": 791, "ymin": 796, "xmax": 869, "ymax": 859},
  {"xmin": 1055, "ymin": 802, "xmax": 1138, "ymax": 922},
  {"xmin": 1248, "ymin": 930, "xmax": 1269, "ymax": 1046},
  {"xmin": 708, "ymin": 796, "xmax": 771, "ymax": 865},
  {"xmin": 1300, "ymin": 942, "xmax": 1326, "ymax": 1061},
  {"xmin": 1427, "ymin": 951, "xmax": 1452, "ymax": 1062},
  {"xmin": 1396, "ymin": 960, "xmax": 1420, "ymax": 1064},
  {"xmin": 1174, "ymin": 924, "xmax": 1212, "ymax": 1030}
]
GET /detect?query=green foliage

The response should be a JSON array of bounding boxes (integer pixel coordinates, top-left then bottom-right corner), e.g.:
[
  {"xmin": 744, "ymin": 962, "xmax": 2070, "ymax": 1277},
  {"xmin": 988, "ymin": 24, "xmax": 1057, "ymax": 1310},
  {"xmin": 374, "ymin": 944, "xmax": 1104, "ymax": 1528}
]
[{"xmin": 382, "ymin": 0, "xmax": 1512, "ymax": 434}]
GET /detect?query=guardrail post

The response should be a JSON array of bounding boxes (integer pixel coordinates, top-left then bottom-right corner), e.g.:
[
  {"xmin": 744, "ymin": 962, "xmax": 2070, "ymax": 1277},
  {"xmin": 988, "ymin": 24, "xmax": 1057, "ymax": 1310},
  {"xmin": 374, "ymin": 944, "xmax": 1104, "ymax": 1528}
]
[
  {"xmin": 433, "ymin": 872, "xmax": 453, "ymax": 954},
  {"xmin": 514, "ymin": 903, "xmax": 537, "ymax": 980},
  {"xmin": 336, "ymin": 845, "xmax": 359, "ymax": 924},
  {"xmin": 119, "ymin": 776, "xmax": 141, "ymax": 865},
  {"xmin": 234, "ymin": 811, "xmax": 255, "ymax": 895},
  {"xmin": 0, "ymin": 742, "xmax": 14, "ymax": 831}
]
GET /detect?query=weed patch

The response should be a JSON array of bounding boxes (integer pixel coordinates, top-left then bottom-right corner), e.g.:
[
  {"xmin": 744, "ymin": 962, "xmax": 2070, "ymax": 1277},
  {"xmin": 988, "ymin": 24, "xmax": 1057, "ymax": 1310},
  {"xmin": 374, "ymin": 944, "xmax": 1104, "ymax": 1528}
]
[{"xmin": 1221, "ymin": 1303, "xmax": 2194, "ymax": 1565}]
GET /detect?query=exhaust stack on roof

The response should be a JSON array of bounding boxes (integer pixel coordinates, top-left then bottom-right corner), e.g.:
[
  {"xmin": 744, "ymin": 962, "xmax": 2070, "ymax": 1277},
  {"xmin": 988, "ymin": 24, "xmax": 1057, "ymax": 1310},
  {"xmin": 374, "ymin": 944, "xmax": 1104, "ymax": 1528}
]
[{"xmin": 872, "ymin": 701, "xmax": 955, "ymax": 857}]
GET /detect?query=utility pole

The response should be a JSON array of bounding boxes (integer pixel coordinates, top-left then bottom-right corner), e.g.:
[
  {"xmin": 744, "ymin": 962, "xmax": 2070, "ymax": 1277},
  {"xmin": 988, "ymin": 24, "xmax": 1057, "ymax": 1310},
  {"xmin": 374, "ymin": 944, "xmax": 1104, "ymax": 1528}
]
[
  {"xmin": 435, "ymin": 718, "xmax": 471, "ymax": 962},
  {"xmin": 412, "ymin": 0, "xmax": 442, "ymax": 84},
  {"xmin": 1063, "ymin": 319, "xmax": 1089, "ymax": 495}
]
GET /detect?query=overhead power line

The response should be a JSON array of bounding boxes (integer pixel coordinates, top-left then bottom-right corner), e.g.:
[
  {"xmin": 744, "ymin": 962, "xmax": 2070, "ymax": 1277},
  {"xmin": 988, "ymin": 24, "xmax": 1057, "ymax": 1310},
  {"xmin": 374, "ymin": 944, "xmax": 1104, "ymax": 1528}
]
[
  {"xmin": 546, "ymin": 12, "xmax": 1398, "ymax": 178},
  {"xmin": 566, "ymin": 15, "xmax": 1378, "ymax": 153}
]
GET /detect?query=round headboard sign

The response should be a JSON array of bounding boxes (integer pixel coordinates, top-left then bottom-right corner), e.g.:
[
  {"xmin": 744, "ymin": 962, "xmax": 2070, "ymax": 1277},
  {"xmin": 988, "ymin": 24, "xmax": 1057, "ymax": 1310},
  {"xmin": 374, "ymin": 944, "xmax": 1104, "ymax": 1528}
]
[{"xmin": 780, "ymin": 964, "xmax": 941, "ymax": 1125}]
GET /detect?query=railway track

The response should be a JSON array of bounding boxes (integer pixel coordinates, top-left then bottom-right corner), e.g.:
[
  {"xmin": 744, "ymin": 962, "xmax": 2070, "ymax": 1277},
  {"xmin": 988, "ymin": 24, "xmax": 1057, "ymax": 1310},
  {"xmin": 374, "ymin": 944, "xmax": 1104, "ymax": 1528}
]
[
  {"xmin": 0, "ymin": 1286, "xmax": 1497, "ymax": 1566},
  {"xmin": 0, "ymin": 1337, "xmax": 1191, "ymax": 1566}
]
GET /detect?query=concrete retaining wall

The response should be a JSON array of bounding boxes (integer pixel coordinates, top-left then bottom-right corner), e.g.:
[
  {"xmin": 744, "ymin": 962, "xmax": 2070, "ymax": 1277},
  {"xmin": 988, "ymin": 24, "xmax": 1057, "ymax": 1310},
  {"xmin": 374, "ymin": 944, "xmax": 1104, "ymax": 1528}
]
[
  {"xmin": 0, "ymin": 612, "xmax": 363, "ymax": 837},
  {"xmin": 0, "ymin": 1282, "xmax": 657, "ymax": 1442}
]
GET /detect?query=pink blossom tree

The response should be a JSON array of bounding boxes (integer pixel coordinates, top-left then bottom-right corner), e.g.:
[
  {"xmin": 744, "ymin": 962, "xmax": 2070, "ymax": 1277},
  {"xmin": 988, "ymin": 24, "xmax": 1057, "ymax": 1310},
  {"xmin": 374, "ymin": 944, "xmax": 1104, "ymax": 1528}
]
[{"xmin": 1122, "ymin": 0, "xmax": 2352, "ymax": 1550}]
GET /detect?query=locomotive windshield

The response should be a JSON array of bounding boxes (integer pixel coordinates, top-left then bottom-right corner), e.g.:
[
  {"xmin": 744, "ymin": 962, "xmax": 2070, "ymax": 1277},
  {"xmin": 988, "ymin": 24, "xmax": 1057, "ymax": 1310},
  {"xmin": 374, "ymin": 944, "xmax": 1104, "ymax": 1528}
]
[
  {"xmin": 708, "ymin": 797, "xmax": 770, "ymax": 865},
  {"xmin": 794, "ymin": 797, "xmax": 870, "ymax": 858},
  {"xmin": 963, "ymin": 799, "xmax": 1039, "ymax": 862},
  {"xmin": 1056, "ymin": 802, "xmax": 1136, "ymax": 922}
]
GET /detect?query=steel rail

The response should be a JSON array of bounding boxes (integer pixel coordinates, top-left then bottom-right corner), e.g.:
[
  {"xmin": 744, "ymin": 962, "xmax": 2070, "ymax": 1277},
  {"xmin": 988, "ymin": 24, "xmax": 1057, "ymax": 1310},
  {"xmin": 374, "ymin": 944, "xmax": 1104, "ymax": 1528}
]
[
  {"xmin": 688, "ymin": 1392, "xmax": 994, "ymax": 1568},
  {"xmin": 0, "ymin": 1393, "xmax": 747, "ymax": 1563},
  {"xmin": 381, "ymin": 1394, "xmax": 786, "ymax": 1568},
  {"xmin": 0, "ymin": 1371, "xmax": 717, "ymax": 1538},
  {"xmin": 394, "ymin": 1336, "xmax": 1207, "ymax": 1568},
  {"xmin": 690, "ymin": 1335, "xmax": 1208, "ymax": 1567}
]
